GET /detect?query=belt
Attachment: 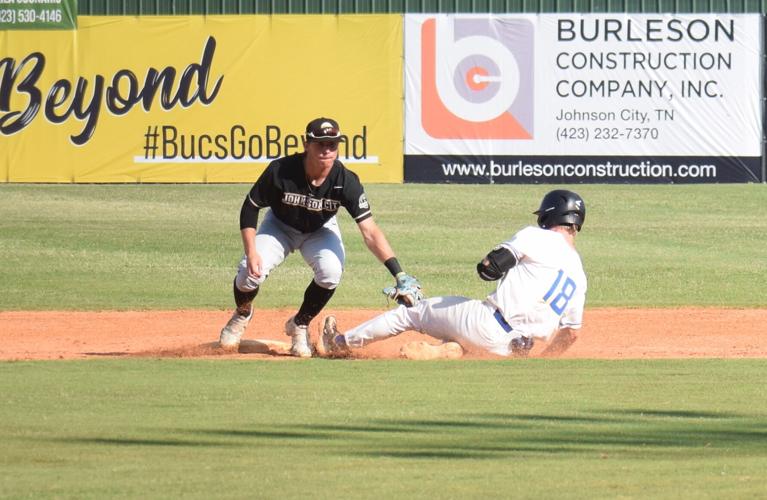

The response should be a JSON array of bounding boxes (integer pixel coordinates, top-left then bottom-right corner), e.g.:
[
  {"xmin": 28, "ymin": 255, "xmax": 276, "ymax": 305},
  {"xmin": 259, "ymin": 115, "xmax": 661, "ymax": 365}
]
[{"xmin": 493, "ymin": 309, "xmax": 513, "ymax": 333}]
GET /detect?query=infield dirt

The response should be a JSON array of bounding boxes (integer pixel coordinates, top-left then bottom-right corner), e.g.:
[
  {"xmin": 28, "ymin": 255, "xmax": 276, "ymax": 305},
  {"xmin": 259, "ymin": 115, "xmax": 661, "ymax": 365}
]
[{"xmin": 1, "ymin": 308, "xmax": 765, "ymax": 361}]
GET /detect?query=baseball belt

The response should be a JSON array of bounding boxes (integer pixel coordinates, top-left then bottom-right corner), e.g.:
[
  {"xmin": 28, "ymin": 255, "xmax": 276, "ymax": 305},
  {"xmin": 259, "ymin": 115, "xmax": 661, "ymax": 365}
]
[{"xmin": 493, "ymin": 309, "xmax": 513, "ymax": 333}]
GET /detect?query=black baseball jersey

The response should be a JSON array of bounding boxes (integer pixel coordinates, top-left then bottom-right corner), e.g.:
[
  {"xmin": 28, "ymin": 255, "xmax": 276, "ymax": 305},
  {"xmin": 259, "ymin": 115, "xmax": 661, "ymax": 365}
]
[{"xmin": 240, "ymin": 153, "xmax": 372, "ymax": 233}]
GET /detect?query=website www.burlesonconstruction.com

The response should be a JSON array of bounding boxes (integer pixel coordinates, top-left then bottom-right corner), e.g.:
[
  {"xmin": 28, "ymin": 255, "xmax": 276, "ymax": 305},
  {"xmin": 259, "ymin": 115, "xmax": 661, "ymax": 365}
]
[
  {"xmin": 403, "ymin": 156, "xmax": 762, "ymax": 183},
  {"xmin": 444, "ymin": 160, "xmax": 713, "ymax": 179}
]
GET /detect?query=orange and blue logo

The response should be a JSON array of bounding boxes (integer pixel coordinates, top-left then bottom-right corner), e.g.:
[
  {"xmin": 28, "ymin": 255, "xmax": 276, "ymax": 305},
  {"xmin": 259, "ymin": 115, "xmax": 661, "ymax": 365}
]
[{"xmin": 421, "ymin": 17, "xmax": 534, "ymax": 139}]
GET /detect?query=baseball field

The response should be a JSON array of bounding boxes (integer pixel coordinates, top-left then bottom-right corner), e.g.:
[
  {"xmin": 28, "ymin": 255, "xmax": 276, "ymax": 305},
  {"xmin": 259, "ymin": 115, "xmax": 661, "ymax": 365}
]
[{"xmin": 1, "ymin": 183, "xmax": 765, "ymax": 498}]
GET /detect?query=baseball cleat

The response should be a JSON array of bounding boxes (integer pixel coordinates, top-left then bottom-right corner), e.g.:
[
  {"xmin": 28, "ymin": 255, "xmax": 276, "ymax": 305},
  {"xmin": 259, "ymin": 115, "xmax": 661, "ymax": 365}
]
[
  {"xmin": 318, "ymin": 315, "xmax": 350, "ymax": 358},
  {"xmin": 219, "ymin": 308, "xmax": 253, "ymax": 350},
  {"xmin": 285, "ymin": 316, "xmax": 312, "ymax": 358}
]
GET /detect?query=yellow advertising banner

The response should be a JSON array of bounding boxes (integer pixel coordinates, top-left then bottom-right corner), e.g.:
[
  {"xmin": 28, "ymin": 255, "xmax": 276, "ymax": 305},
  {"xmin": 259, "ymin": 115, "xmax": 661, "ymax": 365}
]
[{"xmin": 1, "ymin": 15, "xmax": 403, "ymax": 183}]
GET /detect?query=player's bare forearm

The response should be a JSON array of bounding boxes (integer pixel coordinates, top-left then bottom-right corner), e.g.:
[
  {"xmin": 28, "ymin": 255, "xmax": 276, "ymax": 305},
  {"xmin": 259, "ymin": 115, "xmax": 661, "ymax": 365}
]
[
  {"xmin": 240, "ymin": 227, "xmax": 257, "ymax": 255},
  {"xmin": 357, "ymin": 218, "xmax": 396, "ymax": 263},
  {"xmin": 540, "ymin": 328, "xmax": 578, "ymax": 357},
  {"xmin": 240, "ymin": 227, "xmax": 262, "ymax": 277}
]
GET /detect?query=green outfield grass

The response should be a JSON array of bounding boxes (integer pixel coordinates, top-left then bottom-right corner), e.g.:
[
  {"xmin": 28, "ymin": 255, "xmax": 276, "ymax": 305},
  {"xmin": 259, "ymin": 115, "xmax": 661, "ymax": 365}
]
[
  {"xmin": 1, "ymin": 183, "xmax": 766, "ymax": 498},
  {"xmin": 0, "ymin": 183, "xmax": 765, "ymax": 310},
  {"xmin": 1, "ymin": 359, "xmax": 765, "ymax": 499}
]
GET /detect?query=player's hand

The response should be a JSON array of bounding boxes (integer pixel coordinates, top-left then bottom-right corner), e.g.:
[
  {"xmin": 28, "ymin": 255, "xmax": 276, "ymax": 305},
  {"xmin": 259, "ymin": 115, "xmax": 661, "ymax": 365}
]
[
  {"xmin": 383, "ymin": 272, "xmax": 423, "ymax": 307},
  {"xmin": 246, "ymin": 251, "xmax": 263, "ymax": 278}
]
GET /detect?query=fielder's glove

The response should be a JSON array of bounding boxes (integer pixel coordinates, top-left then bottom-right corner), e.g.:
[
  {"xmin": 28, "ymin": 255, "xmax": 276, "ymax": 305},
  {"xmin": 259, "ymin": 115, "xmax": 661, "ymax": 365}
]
[{"xmin": 383, "ymin": 272, "xmax": 423, "ymax": 307}]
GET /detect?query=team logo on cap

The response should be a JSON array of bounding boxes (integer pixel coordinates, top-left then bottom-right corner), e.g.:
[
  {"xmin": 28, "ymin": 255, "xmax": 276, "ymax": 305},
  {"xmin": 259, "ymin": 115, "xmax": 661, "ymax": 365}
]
[
  {"xmin": 306, "ymin": 118, "xmax": 342, "ymax": 141},
  {"xmin": 318, "ymin": 122, "xmax": 335, "ymax": 133}
]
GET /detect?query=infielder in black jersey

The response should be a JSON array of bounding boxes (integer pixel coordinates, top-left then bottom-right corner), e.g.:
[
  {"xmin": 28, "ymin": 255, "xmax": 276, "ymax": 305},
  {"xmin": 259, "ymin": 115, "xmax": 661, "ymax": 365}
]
[{"xmin": 219, "ymin": 117, "xmax": 421, "ymax": 357}]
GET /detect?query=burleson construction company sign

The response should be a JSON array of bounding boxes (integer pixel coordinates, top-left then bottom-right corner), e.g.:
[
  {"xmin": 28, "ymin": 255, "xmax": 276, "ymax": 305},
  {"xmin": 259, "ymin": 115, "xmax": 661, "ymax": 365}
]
[{"xmin": 404, "ymin": 14, "xmax": 763, "ymax": 183}]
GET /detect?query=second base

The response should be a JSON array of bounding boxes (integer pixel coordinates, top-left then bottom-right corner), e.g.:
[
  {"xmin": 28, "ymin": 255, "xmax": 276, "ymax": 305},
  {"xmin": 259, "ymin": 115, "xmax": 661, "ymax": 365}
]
[{"xmin": 399, "ymin": 341, "xmax": 464, "ymax": 360}]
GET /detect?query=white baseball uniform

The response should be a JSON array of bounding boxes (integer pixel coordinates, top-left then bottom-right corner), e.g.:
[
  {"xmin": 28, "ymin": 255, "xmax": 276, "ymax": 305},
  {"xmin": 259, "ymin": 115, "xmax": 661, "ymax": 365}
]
[{"xmin": 343, "ymin": 226, "xmax": 587, "ymax": 356}]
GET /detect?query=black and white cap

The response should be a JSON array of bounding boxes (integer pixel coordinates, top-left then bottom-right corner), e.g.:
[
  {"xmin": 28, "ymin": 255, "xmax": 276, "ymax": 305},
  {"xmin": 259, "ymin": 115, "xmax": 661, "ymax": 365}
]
[{"xmin": 305, "ymin": 117, "xmax": 343, "ymax": 142}]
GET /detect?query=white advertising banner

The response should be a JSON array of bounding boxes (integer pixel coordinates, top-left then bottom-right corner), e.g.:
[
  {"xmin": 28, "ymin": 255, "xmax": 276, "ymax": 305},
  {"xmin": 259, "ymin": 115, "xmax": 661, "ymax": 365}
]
[{"xmin": 404, "ymin": 14, "xmax": 763, "ymax": 183}]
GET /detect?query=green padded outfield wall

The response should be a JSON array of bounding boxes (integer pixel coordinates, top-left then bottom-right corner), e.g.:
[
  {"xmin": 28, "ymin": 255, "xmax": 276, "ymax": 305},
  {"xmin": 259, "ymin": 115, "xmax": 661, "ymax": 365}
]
[{"xmin": 77, "ymin": 0, "xmax": 767, "ymax": 14}]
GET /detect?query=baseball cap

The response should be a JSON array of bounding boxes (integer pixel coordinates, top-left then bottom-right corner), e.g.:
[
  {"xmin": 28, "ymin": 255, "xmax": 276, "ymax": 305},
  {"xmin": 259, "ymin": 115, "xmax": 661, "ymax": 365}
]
[{"xmin": 305, "ymin": 117, "xmax": 343, "ymax": 142}]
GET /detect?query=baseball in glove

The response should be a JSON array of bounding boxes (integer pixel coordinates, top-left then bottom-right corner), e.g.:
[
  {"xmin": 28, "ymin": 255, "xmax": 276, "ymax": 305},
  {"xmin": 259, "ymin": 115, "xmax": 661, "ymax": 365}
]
[{"xmin": 383, "ymin": 272, "xmax": 423, "ymax": 307}]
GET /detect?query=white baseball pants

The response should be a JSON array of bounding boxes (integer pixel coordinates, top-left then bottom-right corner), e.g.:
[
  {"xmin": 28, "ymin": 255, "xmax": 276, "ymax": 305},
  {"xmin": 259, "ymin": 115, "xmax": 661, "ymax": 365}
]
[
  {"xmin": 343, "ymin": 296, "xmax": 520, "ymax": 356},
  {"xmin": 235, "ymin": 210, "xmax": 345, "ymax": 292}
]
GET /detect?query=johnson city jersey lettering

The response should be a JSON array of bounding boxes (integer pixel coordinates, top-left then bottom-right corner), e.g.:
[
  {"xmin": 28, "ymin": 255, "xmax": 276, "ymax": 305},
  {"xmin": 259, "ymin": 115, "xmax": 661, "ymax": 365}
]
[
  {"xmin": 485, "ymin": 226, "xmax": 587, "ymax": 340},
  {"xmin": 282, "ymin": 193, "xmax": 342, "ymax": 212},
  {"xmin": 244, "ymin": 153, "xmax": 372, "ymax": 233}
]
